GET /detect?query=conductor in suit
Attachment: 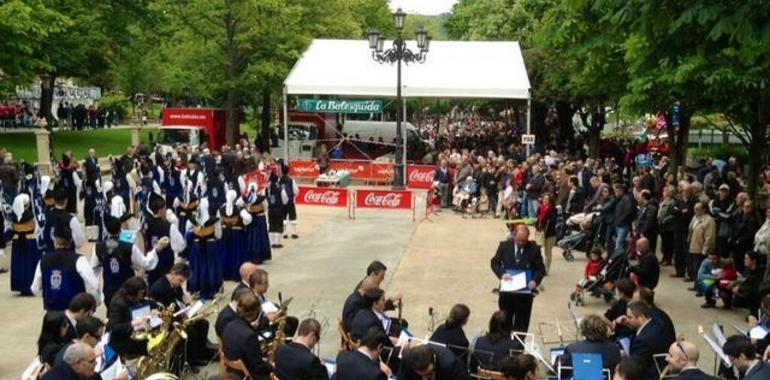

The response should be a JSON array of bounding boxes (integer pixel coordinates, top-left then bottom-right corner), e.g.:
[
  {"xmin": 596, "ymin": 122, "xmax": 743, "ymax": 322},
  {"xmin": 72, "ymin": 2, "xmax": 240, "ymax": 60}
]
[
  {"xmin": 335, "ymin": 326, "xmax": 390, "ymax": 380},
  {"xmin": 490, "ymin": 225, "xmax": 545, "ymax": 333}
]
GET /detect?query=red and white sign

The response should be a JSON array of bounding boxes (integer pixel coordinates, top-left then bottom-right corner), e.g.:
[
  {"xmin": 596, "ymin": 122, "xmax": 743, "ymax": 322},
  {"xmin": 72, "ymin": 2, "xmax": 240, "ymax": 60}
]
[
  {"xmin": 296, "ymin": 186, "xmax": 348, "ymax": 207},
  {"xmin": 406, "ymin": 165, "xmax": 435, "ymax": 189},
  {"xmin": 370, "ymin": 162, "xmax": 394, "ymax": 182},
  {"xmin": 288, "ymin": 160, "xmax": 320, "ymax": 178},
  {"xmin": 355, "ymin": 189, "xmax": 413, "ymax": 210},
  {"xmin": 240, "ymin": 170, "xmax": 265, "ymax": 195}
]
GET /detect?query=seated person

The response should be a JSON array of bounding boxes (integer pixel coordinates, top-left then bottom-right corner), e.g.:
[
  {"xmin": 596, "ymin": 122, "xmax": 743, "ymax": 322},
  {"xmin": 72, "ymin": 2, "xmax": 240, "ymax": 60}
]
[
  {"xmin": 722, "ymin": 335, "xmax": 770, "ymax": 380},
  {"xmin": 606, "ymin": 278, "xmax": 636, "ymax": 339},
  {"xmin": 221, "ymin": 292, "xmax": 272, "ymax": 380},
  {"xmin": 578, "ymin": 248, "xmax": 605, "ymax": 293},
  {"xmin": 663, "ymin": 340, "xmax": 719, "ymax": 380},
  {"xmin": 628, "ymin": 238, "xmax": 660, "ymax": 290},
  {"xmin": 274, "ymin": 318, "xmax": 329, "ymax": 380},
  {"xmin": 107, "ymin": 277, "xmax": 152, "ymax": 358},
  {"xmin": 41, "ymin": 342, "xmax": 97, "ymax": 380},
  {"xmin": 350, "ymin": 288, "xmax": 397, "ymax": 343},
  {"xmin": 720, "ymin": 252, "xmax": 763, "ymax": 313},
  {"xmin": 559, "ymin": 315, "xmax": 621, "ymax": 376},
  {"xmin": 216, "ymin": 287, "xmax": 252, "ymax": 338},
  {"xmin": 400, "ymin": 344, "xmax": 471, "ymax": 380},
  {"xmin": 703, "ymin": 257, "xmax": 737, "ymax": 308},
  {"xmin": 695, "ymin": 252, "xmax": 721, "ymax": 299},
  {"xmin": 37, "ymin": 311, "xmax": 70, "ymax": 368},
  {"xmin": 633, "ymin": 287, "xmax": 676, "ymax": 349},
  {"xmin": 472, "ymin": 310, "xmax": 523, "ymax": 371},
  {"xmin": 335, "ymin": 326, "xmax": 390, "ymax": 380},
  {"xmin": 613, "ymin": 357, "xmax": 646, "ymax": 380},
  {"xmin": 498, "ymin": 354, "xmax": 539, "ymax": 380},
  {"xmin": 53, "ymin": 316, "xmax": 105, "ymax": 368},
  {"xmin": 748, "ymin": 294, "xmax": 770, "ymax": 358},
  {"xmin": 430, "ymin": 304, "xmax": 471, "ymax": 361}
]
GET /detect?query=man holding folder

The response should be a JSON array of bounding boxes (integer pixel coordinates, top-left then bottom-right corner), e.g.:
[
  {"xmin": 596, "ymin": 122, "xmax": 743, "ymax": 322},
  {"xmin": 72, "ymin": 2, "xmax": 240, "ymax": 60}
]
[{"xmin": 490, "ymin": 225, "xmax": 545, "ymax": 333}]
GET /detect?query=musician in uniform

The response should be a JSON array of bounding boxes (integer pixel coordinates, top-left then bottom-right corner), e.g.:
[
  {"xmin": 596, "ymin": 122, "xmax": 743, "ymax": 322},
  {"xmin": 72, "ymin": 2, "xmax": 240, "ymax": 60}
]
[
  {"xmin": 174, "ymin": 177, "xmax": 198, "ymax": 236},
  {"xmin": 57, "ymin": 152, "xmax": 80, "ymax": 214},
  {"xmin": 106, "ymin": 276, "xmax": 150, "ymax": 358},
  {"xmin": 266, "ymin": 173, "xmax": 287, "ymax": 249},
  {"xmin": 232, "ymin": 262, "xmax": 259, "ymax": 300},
  {"xmin": 274, "ymin": 318, "xmax": 329, "ymax": 380},
  {"xmin": 142, "ymin": 191, "xmax": 186, "ymax": 286},
  {"xmin": 37, "ymin": 175, "xmax": 56, "ymax": 254},
  {"xmin": 663, "ymin": 340, "xmax": 718, "ymax": 380},
  {"xmin": 90, "ymin": 216, "xmax": 161, "ymax": 305},
  {"xmin": 31, "ymin": 226, "xmax": 100, "ymax": 310},
  {"xmin": 335, "ymin": 326, "xmax": 390, "ymax": 380},
  {"xmin": 82, "ymin": 148, "xmax": 101, "ymax": 227},
  {"xmin": 220, "ymin": 190, "xmax": 253, "ymax": 281},
  {"xmin": 217, "ymin": 287, "xmax": 253, "ymax": 338},
  {"xmin": 206, "ymin": 167, "xmax": 227, "ymax": 213},
  {"xmin": 222, "ymin": 292, "xmax": 273, "ymax": 380},
  {"xmin": 399, "ymin": 344, "xmax": 471, "ymax": 380},
  {"xmin": 249, "ymin": 269, "xmax": 298, "ymax": 336},
  {"xmin": 185, "ymin": 198, "xmax": 223, "ymax": 300},
  {"xmin": 241, "ymin": 180, "xmax": 271, "ymax": 263},
  {"xmin": 279, "ymin": 163, "xmax": 299, "ymax": 239},
  {"xmin": 9, "ymin": 193, "xmax": 41, "ymax": 295},
  {"xmin": 50, "ymin": 187, "xmax": 85, "ymax": 250},
  {"xmin": 490, "ymin": 225, "xmax": 545, "ymax": 333}
]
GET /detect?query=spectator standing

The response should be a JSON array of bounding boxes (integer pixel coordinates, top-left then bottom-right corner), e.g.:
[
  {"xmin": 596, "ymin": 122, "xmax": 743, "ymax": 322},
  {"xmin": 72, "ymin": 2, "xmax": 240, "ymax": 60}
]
[
  {"xmin": 687, "ymin": 202, "xmax": 716, "ymax": 282},
  {"xmin": 709, "ymin": 184, "xmax": 735, "ymax": 257},
  {"xmin": 613, "ymin": 183, "xmax": 635, "ymax": 254},
  {"xmin": 525, "ymin": 165, "xmax": 545, "ymax": 218},
  {"xmin": 657, "ymin": 186, "xmax": 677, "ymax": 266},
  {"xmin": 730, "ymin": 200, "xmax": 760, "ymax": 272},
  {"xmin": 634, "ymin": 191, "xmax": 658, "ymax": 253},
  {"xmin": 672, "ymin": 183, "xmax": 697, "ymax": 278}
]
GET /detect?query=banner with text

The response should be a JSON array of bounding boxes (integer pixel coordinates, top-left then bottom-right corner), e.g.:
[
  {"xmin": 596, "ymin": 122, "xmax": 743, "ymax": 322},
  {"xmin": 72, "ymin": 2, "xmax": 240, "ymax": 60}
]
[
  {"xmin": 288, "ymin": 160, "xmax": 320, "ymax": 178},
  {"xmin": 355, "ymin": 189, "xmax": 413, "ymax": 210},
  {"xmin": 297, "ymin": 99, "xmax": 383, "ymax": 114},
  {"xmin": 295, "ymin": 186, "xmax": 348, "ymax": 207},
  {"xmin": 406, "ymin": 164, "xmax": 435, "ymax": 189}
]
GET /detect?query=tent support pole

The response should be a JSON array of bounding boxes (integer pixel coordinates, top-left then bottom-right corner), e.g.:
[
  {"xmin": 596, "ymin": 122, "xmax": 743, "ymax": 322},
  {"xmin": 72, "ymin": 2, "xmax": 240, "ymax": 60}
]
[
  {"xmin": 526, "ymin": 98, "xmax": 532, "ymax": 157},
  {"xmin": 283, "ymin": 87, "xmax": 289, "ymax": 162}
]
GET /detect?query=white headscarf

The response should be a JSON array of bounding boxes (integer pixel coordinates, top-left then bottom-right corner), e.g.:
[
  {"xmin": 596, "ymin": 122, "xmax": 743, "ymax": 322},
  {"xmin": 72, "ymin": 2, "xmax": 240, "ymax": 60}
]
[
  {"xmin": 197, "ymin": 197, "xmax": 210, "ymax": 225},
  {"xmin": 39, "ymin": 176, "xmax": 51, "ymax": 197},
  {"xmin": 102, "ymin": 180, "xmax": 114, "ymax": 196},
  {"xmin": 225, "ymin": 190, "xmax": 237, "ymax": 216},
  {"xmin": 110, "ymin": 196, "xmax": 127, "ymax": 219},
  {"xmin": 12, "ymin": 194, "xmax": 30, "ymax": 221}
]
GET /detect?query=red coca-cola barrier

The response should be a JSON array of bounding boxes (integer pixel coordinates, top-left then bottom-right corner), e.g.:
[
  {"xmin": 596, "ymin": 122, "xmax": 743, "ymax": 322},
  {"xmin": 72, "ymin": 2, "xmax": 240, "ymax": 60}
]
[
  {"xmin": 295, "ymin": 186, "xmax": 349, "ymax": 207},
  {"xmin": 288, "ymin": 160, "xmax": 320, "ymax": 179},
  {"xmin": 353, "ymin": 188, "xmax": 415, "ymax": 221},
  {"xmin": 406, "ymin": 164, "xmax": 435, "ymax": 189}
]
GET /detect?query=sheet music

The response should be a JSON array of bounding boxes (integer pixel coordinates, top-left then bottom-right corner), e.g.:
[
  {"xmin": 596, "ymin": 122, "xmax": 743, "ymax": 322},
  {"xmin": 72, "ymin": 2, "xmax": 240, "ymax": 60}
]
[
  {"xmin": 321, "ymin": 359, "xmax": 336, "ymax": 378},
  {"xmin": 702, "ymin": 333, "xmax": 731, "ymax": 367},
  {"xmin": 618, "ymin": 337, "xmax": 631, "ymax": 354},
  {"xmin": 749, "ymin": 326, "xmax": 768, "ymax": 340},
  {"xmin": 500, "ymin": 272, "xmax": 528, "ymax": 292},
  {"xmin": 712, "ymin": 323, "xmax": 727, "ymax": 347},
  {"xmin": 130, "ymin": 305, "xmax": 162, "ymax": 329},
  {"xmin": 262, "ymin": 301, "xmax": 279, "ymax": 314},
  {"xmin": 186, "ymin": 300, "xmax": 204, "ymax": 318}
]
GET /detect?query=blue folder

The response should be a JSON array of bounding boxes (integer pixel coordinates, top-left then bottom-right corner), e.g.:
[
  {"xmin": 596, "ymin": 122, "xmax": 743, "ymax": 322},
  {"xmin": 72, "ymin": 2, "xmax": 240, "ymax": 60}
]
[{"xmin": 573, "ymin": 353, "xmax": 603, "ymax": 380}]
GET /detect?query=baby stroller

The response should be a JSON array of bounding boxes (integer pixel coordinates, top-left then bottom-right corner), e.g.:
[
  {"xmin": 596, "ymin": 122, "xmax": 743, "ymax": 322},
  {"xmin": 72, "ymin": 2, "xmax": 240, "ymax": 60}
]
[
  {"xmin": 570, "ymin": 249, "xmax": 630, "ymax": 306},
  {"xmin": 557, "ymin": 210, "xmax": 603, "ymax": 262}
]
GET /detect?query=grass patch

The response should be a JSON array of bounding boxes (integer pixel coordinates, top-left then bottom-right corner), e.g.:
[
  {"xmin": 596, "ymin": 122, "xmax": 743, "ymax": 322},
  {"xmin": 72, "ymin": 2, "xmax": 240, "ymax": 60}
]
[{"xmin": 0, "ymin": 127, "xmax": 158, "ymax": 163}]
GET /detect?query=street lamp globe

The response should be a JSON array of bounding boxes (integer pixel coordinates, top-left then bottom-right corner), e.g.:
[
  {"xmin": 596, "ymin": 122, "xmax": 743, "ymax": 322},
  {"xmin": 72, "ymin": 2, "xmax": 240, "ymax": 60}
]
[
  {"xmin": 367, "ymin": 29, "xmax": 380, "ymax": 50},
  {"xmin": 415, "ymin": 26, "xmax": 428, "ymax": 49},
  {"xmin": 393, "ymin": 8, "xmax": 406, "ymax": 31}
]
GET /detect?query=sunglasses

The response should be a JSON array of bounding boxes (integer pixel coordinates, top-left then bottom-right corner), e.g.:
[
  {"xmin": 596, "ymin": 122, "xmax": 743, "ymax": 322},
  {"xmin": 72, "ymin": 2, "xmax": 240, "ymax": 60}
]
[{"xmin": 676, "ymin": 341, "xmax": 689, "ymax": 361}]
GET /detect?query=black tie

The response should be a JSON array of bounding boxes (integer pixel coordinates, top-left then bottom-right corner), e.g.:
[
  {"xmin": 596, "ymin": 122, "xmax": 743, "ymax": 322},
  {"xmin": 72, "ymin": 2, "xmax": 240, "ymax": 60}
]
[{"xmin": 516, "ymin": 246, "xmax": 521, "ymax": 261}]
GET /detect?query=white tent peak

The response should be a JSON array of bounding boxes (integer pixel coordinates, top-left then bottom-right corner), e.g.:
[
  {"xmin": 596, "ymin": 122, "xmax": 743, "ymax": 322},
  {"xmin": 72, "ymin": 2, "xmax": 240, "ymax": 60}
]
[{"xmin": 284, "ymin": 39, "xmax": 530, "ymax": 99}]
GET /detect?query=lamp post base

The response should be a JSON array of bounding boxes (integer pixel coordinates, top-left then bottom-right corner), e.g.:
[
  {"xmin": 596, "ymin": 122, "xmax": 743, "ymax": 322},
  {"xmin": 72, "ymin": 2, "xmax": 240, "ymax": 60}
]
[{"xmin": 392, "ymin": 163, "xmax": 405, "ymax": 190}]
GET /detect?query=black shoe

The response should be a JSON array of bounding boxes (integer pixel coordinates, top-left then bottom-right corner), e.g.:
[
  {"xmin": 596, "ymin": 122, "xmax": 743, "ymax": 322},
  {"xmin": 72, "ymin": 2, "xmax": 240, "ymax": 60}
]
[
  {"xmin": 283, "ymin": 235, "xmax": 288, "ymax": 239},
  {"xmin": 701, "ymin": 303, "xmax": 715, "ymax": 308},
  {"xmin": 271, "ymin": 244, "xmax": 278, "ymax": 248},
  {"xmin": 275, "ymin": 244, "xmax": 283, "ymax": 248},
  {"xmin": 695, "ymin": 293, "xmax": 704, "ymax": 297},
  {"xmin": 687, "ymin": 287, "xmax": 697, "ymax": 291},
  {"xmin": 291, "ymin": 234, "xmax": 298, "ymax": 239}
]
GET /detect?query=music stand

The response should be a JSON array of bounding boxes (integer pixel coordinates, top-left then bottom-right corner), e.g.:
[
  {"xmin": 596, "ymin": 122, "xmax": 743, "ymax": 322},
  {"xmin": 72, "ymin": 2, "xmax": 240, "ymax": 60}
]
[
  {"xmin": 697, "ymin": 325, "xmax": 732, "ymax": 376},
  {"xmin": 653, "ymin": 353, "xmax": 677, "ymax": 379},
  {"xmin": 513, "ymin": 332, "xmax": 555, "ymax": 374}
]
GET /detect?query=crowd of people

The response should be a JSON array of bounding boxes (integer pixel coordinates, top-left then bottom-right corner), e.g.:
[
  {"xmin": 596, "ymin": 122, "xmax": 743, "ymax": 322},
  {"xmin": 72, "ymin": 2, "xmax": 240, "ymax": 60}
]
[{"xmin": 5, "ymin": 102, "xmax": 770, "ymax": 380}]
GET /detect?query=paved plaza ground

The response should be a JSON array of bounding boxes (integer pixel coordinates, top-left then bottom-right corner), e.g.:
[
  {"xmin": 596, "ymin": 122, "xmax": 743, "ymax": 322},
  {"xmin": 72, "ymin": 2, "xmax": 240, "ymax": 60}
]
[{"xmin": 0, "ymin": 189, "xmax": 749, "ymax": 378}]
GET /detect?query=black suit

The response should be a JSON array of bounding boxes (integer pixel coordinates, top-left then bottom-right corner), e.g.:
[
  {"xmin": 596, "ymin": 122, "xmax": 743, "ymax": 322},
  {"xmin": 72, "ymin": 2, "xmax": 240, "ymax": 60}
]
[
  {"xmin": 649, "ymin": 306, "xmax": 675, "ymax": 349},
  {"xmin": 671, "ymin": 367, "xmax": 719, "ymax": 380},
  {"xmin": 350, "ymin": 309, "xmax": 386, "ymax": 342},
  {"xmin": 341, "ymin": 290, "xmax": 366, "ymax": 333},
  {"xmin": 744, "ymin": 361, "xmax": 770, "ymax": 380},
  {"xmin": 335, "ymin": 350, "xmax": 387, "ymax": 380},
  {"xmin": 222, "ymin": 316, "xmax": 272, "ymax": 380},
  {"xmin": 149, "ymin": 275, "xmax": 184, "ymax": 308},
  {"xmin": 490, "ymin": 240, "xmax": 545, "ymax": 333},
  {"xmin": 473, "ymin": 335, "xmax": 522, "ymax": 370},
  {"xmin": 41, "ymin": 362, "xmax": 80, "ymax": 380},
  {"xmin": 630, "ymin": 321, "xmax": 669, "ymax": 380},
  {"xmin": 216, "ymin": 304, "xmax": 238, "ymax": 337},
  {"xmin": 400, "ymin": 344, "xmax": 471, "ymax": 380},
  {"xmin": 274, "ymin": 341, "xmax": 329, "ymax": 380},
  {"xmin": 430, "ymin": 323, "xmax": 470, "ymax": 361},
  {"xmin": 629, "ymin": 251, "xmax": 660, "ymax": 289},
  {"xmin": 559, "ymin": 340, "xmax": 622, "ymax": 375}
]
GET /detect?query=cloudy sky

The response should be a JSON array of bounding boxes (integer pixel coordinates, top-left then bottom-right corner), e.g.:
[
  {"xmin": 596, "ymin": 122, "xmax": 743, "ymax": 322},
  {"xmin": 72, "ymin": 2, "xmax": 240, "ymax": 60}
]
[{"xmin": 388, "ymin": 0, "xmax": 458, "ymax": 15}]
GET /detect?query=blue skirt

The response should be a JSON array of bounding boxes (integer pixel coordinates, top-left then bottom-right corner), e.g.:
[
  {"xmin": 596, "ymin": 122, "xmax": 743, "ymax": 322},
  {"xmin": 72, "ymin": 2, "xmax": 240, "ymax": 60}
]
[
  {"xmin": 246, "ymin": 215, "xmax": 271, "ymax": 263},
  {"xmin": 11, "ymin": 238, "xmax": 41, "ymax": 294},
  {"xmin": 221, "ymin": 227, "xmax": 248, "ymax": 281},
  {"xmin": 187, "ymin": 239, "xmax": 223, "ymax": 300}
]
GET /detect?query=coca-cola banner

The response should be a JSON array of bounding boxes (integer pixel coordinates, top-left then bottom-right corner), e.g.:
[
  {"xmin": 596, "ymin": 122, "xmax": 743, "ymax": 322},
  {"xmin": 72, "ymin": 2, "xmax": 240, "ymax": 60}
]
[
  {"xmin": 355, "ymin": 189, "xmax": 413, "ymax": 210},
  {"xmin": 295, "ymin": 186, "xmax": 348, "ymax": 207},
  {"xmin": 329, "ymin": 160, "xmax": 372, "ymax": 181},
  {"xmin": 288, "ymin": 160, "xmax": 320, "ymax": 179},
  {"xmin": 370, "ymin": 162, "xmax": 394, "ymax": 182},
  {"xmin": 406, "ymin": 164, "xmax": 435, "ymax": 189}
]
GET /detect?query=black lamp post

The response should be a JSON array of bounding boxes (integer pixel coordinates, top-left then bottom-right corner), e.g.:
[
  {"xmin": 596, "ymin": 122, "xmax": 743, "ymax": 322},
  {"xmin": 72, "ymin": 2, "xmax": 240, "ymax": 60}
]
[{"xmin": 368, "ymin": 8, "xmax": 431, "ymax": 189}]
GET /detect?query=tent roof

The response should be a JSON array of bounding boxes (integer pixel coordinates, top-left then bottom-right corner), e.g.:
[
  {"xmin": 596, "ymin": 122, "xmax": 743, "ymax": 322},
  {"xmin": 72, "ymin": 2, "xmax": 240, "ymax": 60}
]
[{"xmin": 284, "ymin": 39, "xmax": 530, "ymax": 99}]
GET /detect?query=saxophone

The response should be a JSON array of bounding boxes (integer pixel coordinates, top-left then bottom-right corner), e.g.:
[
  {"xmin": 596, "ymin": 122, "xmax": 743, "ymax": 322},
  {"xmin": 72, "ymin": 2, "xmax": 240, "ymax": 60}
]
[
  {"xmin": 264, "ymin": 295, "xmax": 293, "ymax": 366},
  {"xmin": 135, "ymin": 299, "xmax": 220, "ymax": 379}
]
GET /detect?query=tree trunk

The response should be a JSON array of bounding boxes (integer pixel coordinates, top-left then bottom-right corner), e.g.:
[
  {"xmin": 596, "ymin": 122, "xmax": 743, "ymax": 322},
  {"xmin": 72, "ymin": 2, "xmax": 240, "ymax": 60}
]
[
  {"xmin": 531, "ymin": 101, "xmax": 548, "ymax": 149},
  {"xmin": 225, "ymin": 88, "xmax": 237, "ymax": 147},
  {"xmin": 258, "ymin": 89, "xmax": 272, "ymax": 153},
  {"xmin": 587, "ymin": 106, "xmax": 606, "ymax": 159},
  {"xmin": 748, "ymin": 93, "xmax": 769, "ymax": 201},
  {"xmin": 39, "ymin": 73, "xmax": 56, "ymax": 128},
  {"xmin": 555, "ymin": 101, "xmax": 574, "ymax": 149},
  {"xmin": 670, "ymin": 111, "xmax": 692, "ymax": 178}
]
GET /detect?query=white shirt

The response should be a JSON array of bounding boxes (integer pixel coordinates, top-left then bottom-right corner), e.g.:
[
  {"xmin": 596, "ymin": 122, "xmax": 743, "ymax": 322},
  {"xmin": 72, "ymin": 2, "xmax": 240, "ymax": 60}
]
[
  {"xmin": 53, "ymin": 208, "xmax": 86, "ymax": 249},
  {"xmin": 31, "ymin": 255, "xmax": 102, "ymax": 305}
]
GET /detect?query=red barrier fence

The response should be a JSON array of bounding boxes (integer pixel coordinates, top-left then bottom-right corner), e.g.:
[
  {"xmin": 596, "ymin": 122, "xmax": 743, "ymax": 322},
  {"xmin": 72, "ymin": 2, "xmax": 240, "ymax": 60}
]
[
  {"xmin": 353, "ymin": 188, "xmax": 415, "ymax": 221},
  {"xmin": 289, "ymin": 160, "xmax": 435, "ymax": 189}
]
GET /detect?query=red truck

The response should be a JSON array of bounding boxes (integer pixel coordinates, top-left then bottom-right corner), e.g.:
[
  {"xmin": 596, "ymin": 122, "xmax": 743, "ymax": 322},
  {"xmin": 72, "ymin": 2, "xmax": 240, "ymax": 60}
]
[{"xmin": 158, "ymin": 107, "xmax": 238, "ymax": 152}]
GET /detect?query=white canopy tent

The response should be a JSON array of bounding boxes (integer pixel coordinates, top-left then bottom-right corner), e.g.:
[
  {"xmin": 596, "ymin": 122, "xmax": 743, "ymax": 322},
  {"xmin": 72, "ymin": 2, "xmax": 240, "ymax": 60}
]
[{"xmin": 281, "ymin": 38, "xmax": 532, "ymax": 161}]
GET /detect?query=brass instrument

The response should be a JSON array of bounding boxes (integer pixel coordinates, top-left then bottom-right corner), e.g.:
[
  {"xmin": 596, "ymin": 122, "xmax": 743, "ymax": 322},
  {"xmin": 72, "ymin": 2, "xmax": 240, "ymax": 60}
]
[
  {"xmin": 262, "ymin": 294, "xmax": 293, "ymax": 366},
  {"xmin": 134, "ymin": 298, "xmax": 220, "ymax": 379}
]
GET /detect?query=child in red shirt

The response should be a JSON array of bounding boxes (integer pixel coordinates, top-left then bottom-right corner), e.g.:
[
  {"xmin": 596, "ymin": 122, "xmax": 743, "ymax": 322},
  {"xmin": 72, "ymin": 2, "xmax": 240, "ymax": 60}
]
[{"xmin": 578, "ymin": 248, "xmax": 605, "ymax": 290}]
